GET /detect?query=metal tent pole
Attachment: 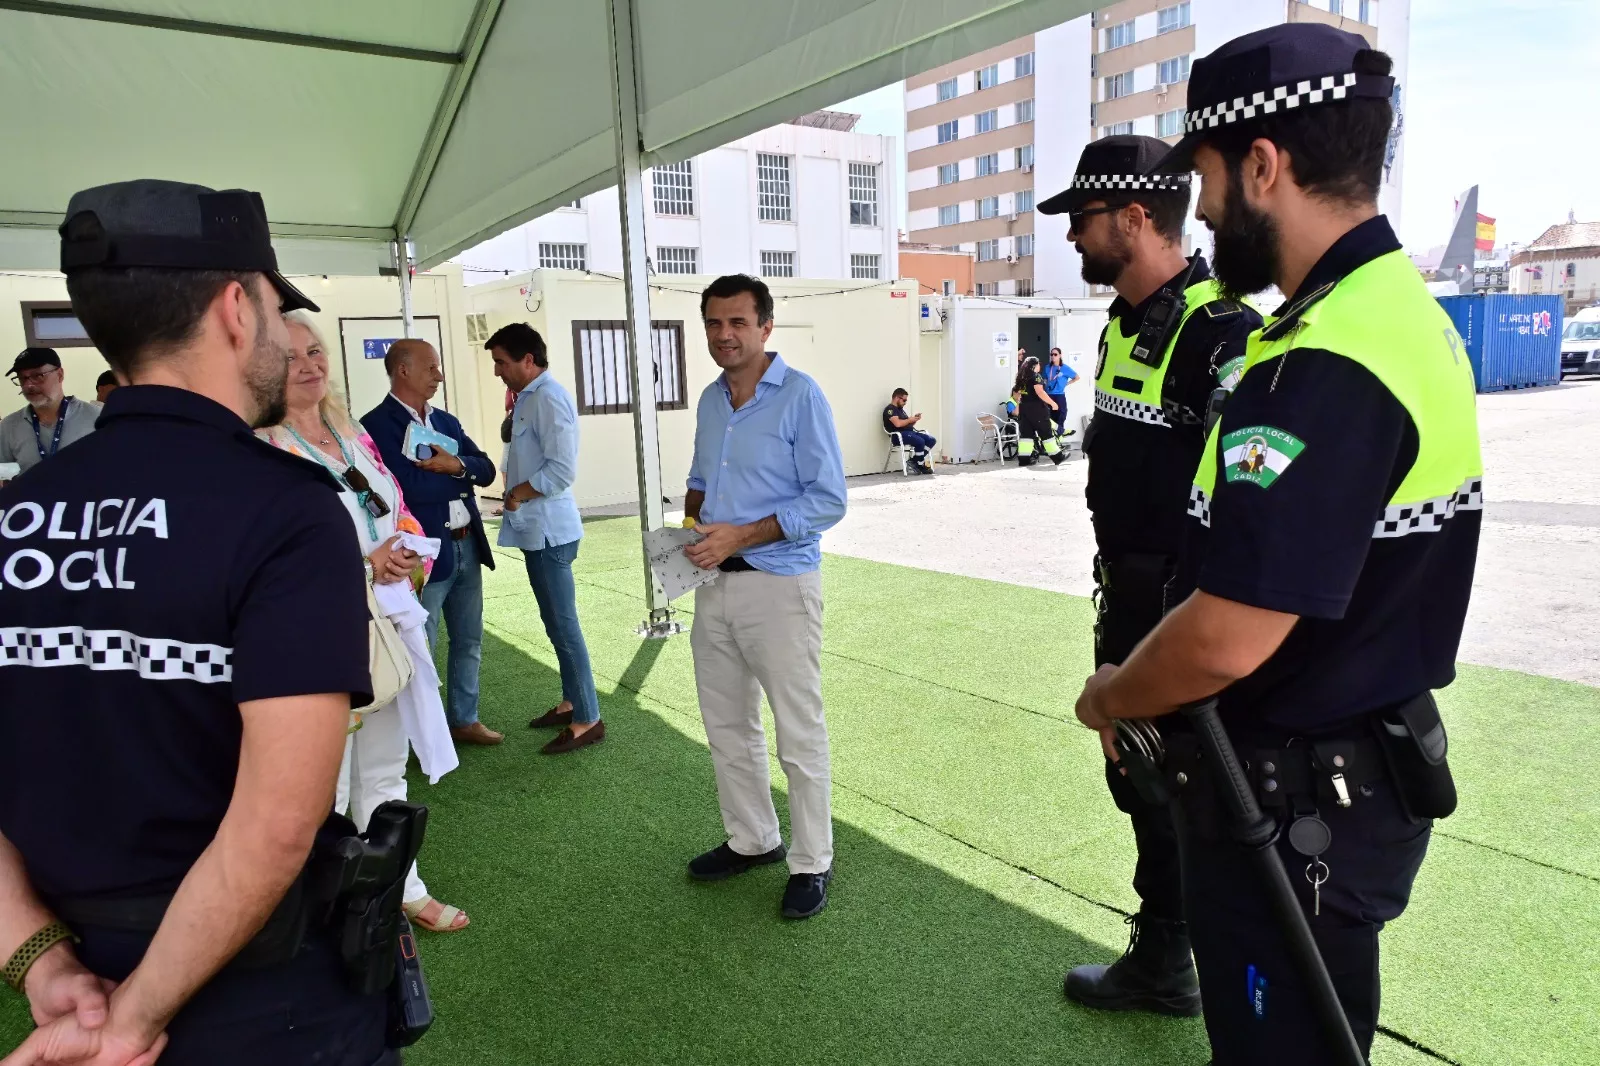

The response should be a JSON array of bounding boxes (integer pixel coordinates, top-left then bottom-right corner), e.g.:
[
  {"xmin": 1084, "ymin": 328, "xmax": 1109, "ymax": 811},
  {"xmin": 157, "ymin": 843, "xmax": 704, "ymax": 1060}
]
[
  {"xmin": 607, "ymin": 0, "xmax": 677, "ymax": 637},
  {"xmin": 395, "ymin": 238, "xmax": 416, "ymax": 339}
]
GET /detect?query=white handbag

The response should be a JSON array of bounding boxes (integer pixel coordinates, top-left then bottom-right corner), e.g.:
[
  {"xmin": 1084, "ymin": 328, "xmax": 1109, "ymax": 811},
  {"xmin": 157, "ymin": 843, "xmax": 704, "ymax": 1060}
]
[{"xmin": 353, "ymin": 583, "xmax": 416, "ymax": 715}]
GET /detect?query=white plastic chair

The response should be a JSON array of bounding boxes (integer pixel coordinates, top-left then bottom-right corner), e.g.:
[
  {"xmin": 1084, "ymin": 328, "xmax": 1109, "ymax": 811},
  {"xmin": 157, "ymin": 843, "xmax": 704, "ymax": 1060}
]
[
  {"xmin": 975, "ymin": 413, "xmax": 1019, "ymax": 463},
  {"xmin": 884, "ymin": 428, "xmax": 916, "ymax": 475}
]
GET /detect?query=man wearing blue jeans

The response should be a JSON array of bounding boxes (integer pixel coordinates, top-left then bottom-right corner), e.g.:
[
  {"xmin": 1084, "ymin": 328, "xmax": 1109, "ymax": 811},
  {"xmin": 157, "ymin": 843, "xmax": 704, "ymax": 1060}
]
[
  {"xmin": 362, "ymin": 339, "xmax": 500, "ymax": 746},
  {"xmin": 486, "ymin": 322, "xmax": 604, "ymax": 755}
]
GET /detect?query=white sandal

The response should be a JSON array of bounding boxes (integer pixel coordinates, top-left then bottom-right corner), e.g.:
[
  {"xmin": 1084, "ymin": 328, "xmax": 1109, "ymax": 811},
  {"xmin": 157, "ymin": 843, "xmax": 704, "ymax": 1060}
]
[{"xmin": 403, "ymin": 896, "xmax": 470, "ymax": 933}]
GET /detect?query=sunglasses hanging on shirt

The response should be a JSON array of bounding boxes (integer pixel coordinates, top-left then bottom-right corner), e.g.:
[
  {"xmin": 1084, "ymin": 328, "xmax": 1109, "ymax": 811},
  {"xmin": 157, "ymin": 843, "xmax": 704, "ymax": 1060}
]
[{"xmin": 341, "ymin": 466, "xmax": 391, "ymax": 521}]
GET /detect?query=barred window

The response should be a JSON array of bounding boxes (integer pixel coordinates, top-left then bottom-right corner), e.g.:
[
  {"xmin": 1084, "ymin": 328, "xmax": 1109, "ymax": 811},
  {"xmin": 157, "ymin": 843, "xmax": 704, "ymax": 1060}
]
[
  {"xmin": 850, "ymin": 254, "xmax": 881, "ymax": 280},
  {"xmin": 538, "ymin": 243, "xmax": 586, "ymax": 270},
  {"xmin": 1104, "ymin": 20, "xmax": 1135, "ymax": 49},
  {"xmin": 976, "ymin": 239, "xmax": 999, "ymax": 263},
  {"xmin": 937, "ymin": 77, "xmax": 958, "ymax": 102},
  {"xmin": 1015, "ymin": 144, "xmax": 1034, "ymax": 169},
  {"xmin": 1016, "ymin": 189, "xmax": 1035, "ymax": 214},
  {"xmin": 1016, "ymin": 234, "xmax": 1035, "ymax": 258},
  {"xmin": 1158, "ymin": 56, "xmax": 1190, "ymax": 85},
  {"xmin": 653, "ymin": 161, "xmax": 695, "ymax": 216},
  {"xmin": 1016, "ymin": 98, "xmax": 1035, "ymax": 123},
  {"xmin": 977, "ymin": 153, "xmax": 999, "ymax": 177},
  {"xmin": 760, "ymin": 250, "xmax": 795, "ymax": 278},
  {"xmin": 1104, "ymin": 72, "xmax": 1134, "ymax": 100},
  {"xmin": 1014, "ymin": 52, "xmax": 1034, "ymax": 78},
  {"xmin": 1156, "ymin": 109, "xmax": 1185, "ymax": 137},
  {"xmin": 1015, "ymin": 279, "xmax": 1034, "ymax": 297},
  {"xmin": 975, "ymin": 109, "xmax": 998, "ymax": 134},
  {"xmin": 976, "ymin": 64, "xmax": 999, "ymax": 90},
  {"xmin": 937, "ymin": 120, "xmax": 959, "ymax": 144},
  {"xmin": 570, "ymin": 320, "xmax": 688, "ymax": 415},
  {"xmin": 977, "ymin": 196, "xmax": 999, "ymax": 220},
  {"xmin": 757, "ymin": 153, "xmax": 792, "ymax": 221},
  {"xmin": 938, "ymin": 204, "xmax": 960, "ymax": 227},
  {"xmin": 655, "ymin": 246, "xmax": 698, "ymax": 274},
  {"xmin": 937, "ymin": 162, "xmax": 959, "ymax": 185},
  {"xmin": 848, "ymin": 163, "xmax": 879, "ymax": 227}
]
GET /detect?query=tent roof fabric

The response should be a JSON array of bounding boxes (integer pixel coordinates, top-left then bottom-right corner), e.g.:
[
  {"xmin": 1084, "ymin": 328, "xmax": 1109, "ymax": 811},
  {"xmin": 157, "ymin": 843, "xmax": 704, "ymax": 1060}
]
[{"xmin": 0, "ymin": 0, "xmax": 1087, "ymax": 272}]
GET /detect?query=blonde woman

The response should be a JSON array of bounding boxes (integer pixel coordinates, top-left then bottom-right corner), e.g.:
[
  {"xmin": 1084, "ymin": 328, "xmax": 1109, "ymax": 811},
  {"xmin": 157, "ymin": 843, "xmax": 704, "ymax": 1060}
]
[{"xmin": 259, "ymin": 313, "xmax": 470, "ymax": 934}]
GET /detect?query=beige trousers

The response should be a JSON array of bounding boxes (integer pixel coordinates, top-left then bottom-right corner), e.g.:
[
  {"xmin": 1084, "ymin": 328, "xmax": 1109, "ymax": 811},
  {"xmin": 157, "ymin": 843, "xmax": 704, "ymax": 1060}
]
[{"xmin": 691, "ymin": 569, "xmax": 833, "ymax": 874}]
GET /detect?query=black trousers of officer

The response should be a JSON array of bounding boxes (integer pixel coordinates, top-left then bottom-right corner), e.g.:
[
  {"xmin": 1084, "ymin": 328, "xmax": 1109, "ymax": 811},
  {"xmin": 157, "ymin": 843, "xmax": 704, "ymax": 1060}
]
[
  {"xmin": 1015, "ymin": 400, "xmax": 1063, "ymax": 467},
  {"xmin": 74, "ymin": 926, "xmax": 396, "ymax": 1066},
  {"xmin": 1172, "ymin": 725, "xmax": 1433, "ymax": 1065},
  {"xmin": 1093, "ymin": 553, "xmax": 1183, "ymax": 922}
]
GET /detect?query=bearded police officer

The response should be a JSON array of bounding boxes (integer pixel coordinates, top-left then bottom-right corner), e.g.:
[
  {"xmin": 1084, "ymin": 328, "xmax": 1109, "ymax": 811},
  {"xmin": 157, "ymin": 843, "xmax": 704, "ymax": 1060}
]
[
  {"xmin": 1039, "ymin": 136, "xmax": 1260, "ymax": 1016},
  {"xmin": 0, "ymin": 181, "xmax": 395, "ymax": 1065},
  {"xmin": 1075, "ymin": 25, "xmax": 1479, "ymax": 1064}
]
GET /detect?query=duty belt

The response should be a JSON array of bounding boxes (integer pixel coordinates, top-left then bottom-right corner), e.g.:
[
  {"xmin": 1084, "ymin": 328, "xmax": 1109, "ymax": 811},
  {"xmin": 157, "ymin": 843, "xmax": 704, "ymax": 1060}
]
[{"xmin": 1165, "ymin": 731, "xmax": 1388, "ymax": 811}]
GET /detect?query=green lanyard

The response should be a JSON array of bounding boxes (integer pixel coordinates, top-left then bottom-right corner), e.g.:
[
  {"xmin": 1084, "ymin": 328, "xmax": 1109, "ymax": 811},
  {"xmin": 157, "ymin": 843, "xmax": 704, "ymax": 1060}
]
[{"xmin": 284, "ymin": 420, "xmax": 382, "ymax": 543}]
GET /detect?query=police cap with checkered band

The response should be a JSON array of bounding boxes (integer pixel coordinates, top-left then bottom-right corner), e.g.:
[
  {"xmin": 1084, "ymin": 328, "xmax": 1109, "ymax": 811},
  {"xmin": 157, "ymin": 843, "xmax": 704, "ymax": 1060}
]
[
  {"xmin": 1153, "ymin": 22, "xmax": 1394, "ymax": 174},
  {"xmin": 1038, "ymin": 135, "xmax": 1189, "ymax": 217}
]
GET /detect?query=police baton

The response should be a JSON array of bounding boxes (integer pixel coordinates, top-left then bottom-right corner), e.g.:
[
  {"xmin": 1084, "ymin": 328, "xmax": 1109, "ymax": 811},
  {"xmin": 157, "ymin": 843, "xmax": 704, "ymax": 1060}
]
[{"xmin": 1181, "ymin": 698, "xmax": 1367, "ymax": 1066}]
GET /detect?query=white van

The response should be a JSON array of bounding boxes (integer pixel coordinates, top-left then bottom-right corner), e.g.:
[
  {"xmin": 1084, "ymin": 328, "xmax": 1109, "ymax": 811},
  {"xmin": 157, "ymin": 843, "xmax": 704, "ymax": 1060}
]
[{"xmin": 1561, "ymin": 307, "xmax": 1600, "ymax": 376}]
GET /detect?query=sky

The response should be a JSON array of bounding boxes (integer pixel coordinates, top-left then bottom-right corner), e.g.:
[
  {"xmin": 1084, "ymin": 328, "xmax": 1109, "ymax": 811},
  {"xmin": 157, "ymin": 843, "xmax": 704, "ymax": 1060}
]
[{"xmin": 831, "ymin": 0, "xmax": 1599, "ymax": 254}]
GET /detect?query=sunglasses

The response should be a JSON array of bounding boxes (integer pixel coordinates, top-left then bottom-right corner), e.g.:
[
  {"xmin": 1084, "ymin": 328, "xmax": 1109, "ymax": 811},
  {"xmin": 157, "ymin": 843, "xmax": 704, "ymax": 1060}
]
[
  {"xmin": 341, "ymin": 466, "xmax": 391, "ymax": 521},
  {"xmin": 1066, "ymin": 204, "xmax": 1126, "ymax": 232}
]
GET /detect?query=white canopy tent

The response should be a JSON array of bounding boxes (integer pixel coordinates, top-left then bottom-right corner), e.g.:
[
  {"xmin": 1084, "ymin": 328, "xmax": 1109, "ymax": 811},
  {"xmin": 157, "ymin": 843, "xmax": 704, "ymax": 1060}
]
[{"xmin": 0, "ymin": 0, "xmax": 1092, "ymax": 627}]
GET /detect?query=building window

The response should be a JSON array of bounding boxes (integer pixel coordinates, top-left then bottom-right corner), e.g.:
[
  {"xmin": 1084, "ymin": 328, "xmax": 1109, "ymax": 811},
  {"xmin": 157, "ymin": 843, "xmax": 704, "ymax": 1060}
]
[
  {"xmin": 1158, "ymin": 56, "xmax": 1190, "ymax": 85},
  {"xmin": 655, "ymin": 246, "xmax": 698, "ymax": 275},
  {"xmin": 851, "ymin": 254, "xmax": 881, "ymax": 280},
  {"xmin": 976, "ymin": 63, "xmax": 999, "ymax": 90},
  {"xmin": 939, "ymin": 204, "xmax": 960, "ymax": 227},
  {"xmin": 538, "ymin": 242, "xmax": 587, "ymax": 270},
  {"xmin": 937, "ymin": 77, "xmax": 958, "ymax": 101},
  {"xmin": 1157, "ymin": 3, "xmax": 1191, "ymax": 35},
  {"xmin": 1102, "ymin": 122, "xmax": 1135, "ymax": 137},
  {"xmin": 1015, "ymin": 98, "xmax": 1035, "ymax": 124},
  {"xmin": 1359, "ymin": 0, "xmax": 1372, "ymax": 22},
  {"xmin": 570, "ymin": 320, "xmax": 688, "ymax": 416},
  {"xmin": 937, "ymin": 119, "xmax": 959, "ymax": 144},
  {"xmin": 757, "ymin": 154, "xmax": 793, "ymax": 221},
  {"xmin": 759, "ymin": 251, "xmax": 795, "ymax": 278},
  {"xmin": 1566, "ymin": 262, "xmax": 1578, "ymax": 279},
  {"xmin": 1104, "ymin": 72, "xmax": 1134, "ymax": 100},
  {"xmin": 1015, "ymin": 279, "xmax": 1034, "ymax": 297},
  {"xmin": 975, "ymin": 109, "xmax": 998, "ymax": 134},
  {"xmin": 942, "ymin": 279, "xmax": 956, "ymax": 296},
  {"xmin": 1016, "ymin": 234, "xmax": 1035, "ymax": 258},
  {"xmin": 977, "ymin": 153, "xmax": 999, "ymax": 177},
  {"xmin": 977, "ymin": 196, "xmax": 1000, "ymax": 220},
  {"xmin": 849, "ymin": 162, "xmax": 879, "ymax": 227},
  {"xmin": 1156, "ymin": 109, "xmax": 1185, "ymax": 137},
  {"xmin": 652, "ymin": 160, "xmax": 694, "ymax": 216},
  {"xmin": 1328, "ymin": 0, "xmax": 1343, "ymax": 13},
  {"xmin": 1014, "ymin": 52, "xmax": 1034, "ymax": 79},
  {"xmin": 977, "ymin": 239, "xmax": 999, "ymax": 263},
  {"xmin": 1104, "ymin": 20, "xmax": 1135, "ymax": 50},
  {"xmin": 563, "ymin": 200, "xmax": 584, "ymax": 210},
  {"xmin": 938, "ymin": 162, "xmax": 959, "ymax": 185},
  {"xmin": 20, "ymin": 301, "xmax": 94, "ymax": 348},
  {"xmin": 1016, "ymin": 189, "xmax": 1035, "ymax": 214},
  {"xmin": 1015, "ymin": 144, "xmax": 1034, "ymax": 169},
  {"xmin": 977, "ymin": 282, "xmax": 998, "ymax": 296}
]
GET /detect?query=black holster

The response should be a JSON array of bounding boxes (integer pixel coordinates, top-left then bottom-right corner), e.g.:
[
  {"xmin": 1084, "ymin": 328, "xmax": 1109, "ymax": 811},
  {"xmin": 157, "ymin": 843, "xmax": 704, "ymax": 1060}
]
[
  {"xmin": 1093, "ymin": 552, "xmax": 1176, "ymax": 668},
  {"xmin": 1371, "ymin": 692, "xmax": 1458, "ymax": 822}
]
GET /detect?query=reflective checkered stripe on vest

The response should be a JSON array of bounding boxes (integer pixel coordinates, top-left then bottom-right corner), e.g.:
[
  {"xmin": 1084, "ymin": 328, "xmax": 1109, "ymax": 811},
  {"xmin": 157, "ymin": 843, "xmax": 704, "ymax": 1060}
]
[
  {"xmin": 1094, "ymin": 279, "xmax": 1227, "ymax": 427},
  {"xmin": 1189, "ymin": 249, "xmax": 1483, "ymax": 537}
]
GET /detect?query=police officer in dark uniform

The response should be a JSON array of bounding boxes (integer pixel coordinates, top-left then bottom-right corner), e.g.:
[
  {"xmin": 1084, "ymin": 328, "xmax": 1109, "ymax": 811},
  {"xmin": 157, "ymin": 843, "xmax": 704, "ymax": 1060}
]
[
  {"xmin": 0, "ymin": 181, "xmax": 395, "ymax": 1065},
  {"xmin": 1075, "ymin": 25, "xmax": 1479, "ymax": 1064},
  {"xmin": 1038, "ymin": 135, "xmax": 1260, "ymax": 1015}
]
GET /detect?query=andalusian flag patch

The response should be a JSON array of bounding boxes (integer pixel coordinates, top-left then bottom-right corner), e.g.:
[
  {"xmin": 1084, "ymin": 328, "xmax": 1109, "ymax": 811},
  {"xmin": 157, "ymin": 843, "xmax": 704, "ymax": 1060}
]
[
  {"xmin": 1222, "ymin": 425, "xmax": 1305, "ymax": 488},
  {"xmin": 1217, "ymin": 356, "xmax": 1246, "ymax": 392}
]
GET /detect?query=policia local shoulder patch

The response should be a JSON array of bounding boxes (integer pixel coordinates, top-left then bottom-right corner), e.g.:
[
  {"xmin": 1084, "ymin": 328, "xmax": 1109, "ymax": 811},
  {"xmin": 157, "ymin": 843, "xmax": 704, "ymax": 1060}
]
[{"xmin": 1222, "ymin": 425, "xmax": 1304, "ymax": 488}]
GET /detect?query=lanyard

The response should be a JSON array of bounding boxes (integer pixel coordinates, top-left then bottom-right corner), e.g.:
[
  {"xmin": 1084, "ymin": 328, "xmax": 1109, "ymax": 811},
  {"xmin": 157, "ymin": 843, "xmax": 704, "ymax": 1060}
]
[{"xmin": 29, "ymin": 397, "xmax": 70, "ymax": 460}]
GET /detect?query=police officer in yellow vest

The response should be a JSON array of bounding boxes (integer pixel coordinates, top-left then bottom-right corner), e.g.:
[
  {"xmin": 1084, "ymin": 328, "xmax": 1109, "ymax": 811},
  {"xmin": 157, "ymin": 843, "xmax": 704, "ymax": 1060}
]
[
  {"xmin": 1039, "ymin": 135, "xmax": 1260, "ymax": 1015},
  {"xmin": 1074, "ymin": 25, "xmax": 1480, "ymax": 1064}
]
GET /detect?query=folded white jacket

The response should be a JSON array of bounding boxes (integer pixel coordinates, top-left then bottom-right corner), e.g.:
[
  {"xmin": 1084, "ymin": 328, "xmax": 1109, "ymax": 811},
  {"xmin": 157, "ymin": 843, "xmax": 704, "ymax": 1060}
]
[{"xmin": 371, "ymin": 576, "xmax": 458, "ymax": 784}]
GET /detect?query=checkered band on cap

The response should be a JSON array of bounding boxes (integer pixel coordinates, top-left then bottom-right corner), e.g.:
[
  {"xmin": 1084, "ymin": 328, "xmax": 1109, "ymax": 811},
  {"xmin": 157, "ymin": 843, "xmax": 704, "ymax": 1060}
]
[
  {"xmin": 0, "ymin": 627, "xmax": 233, "ymax": 682},
  {"xmin": 1095, "ymin": 387, "xmax": 1170, "ymax": 427},
  {"xmin": 1187, "ymin": 485, "xmax": 1211, "ymax": 528},
  {"xmin": 1185, "ymin": 72, "xmax": 1359, "ymax": 133},
  {"xmin": 1372, "ymin": 477, "xmax": 1483, "ymax": 539},
  {"xmin": 1072, "ymin": 174, "xmax": 1189, "ymax": 192}
]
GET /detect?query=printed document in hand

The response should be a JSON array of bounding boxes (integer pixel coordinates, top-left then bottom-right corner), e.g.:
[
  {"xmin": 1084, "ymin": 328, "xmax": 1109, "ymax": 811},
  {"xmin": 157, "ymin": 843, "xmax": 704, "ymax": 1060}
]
[
  {"xmin": 403, "ymin": 421, "xmax": 461, "ymax": 460},
  {"xmin": 644, "ymin": 527, "xmax": 720, "ymax": 602}
]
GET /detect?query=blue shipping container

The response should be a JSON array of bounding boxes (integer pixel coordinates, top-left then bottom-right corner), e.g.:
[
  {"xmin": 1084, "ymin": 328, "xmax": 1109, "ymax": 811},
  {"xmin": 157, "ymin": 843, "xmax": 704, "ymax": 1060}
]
[{"xmin": 1435, "ymin": 293, "xmax": 1562, "ymax": 392}]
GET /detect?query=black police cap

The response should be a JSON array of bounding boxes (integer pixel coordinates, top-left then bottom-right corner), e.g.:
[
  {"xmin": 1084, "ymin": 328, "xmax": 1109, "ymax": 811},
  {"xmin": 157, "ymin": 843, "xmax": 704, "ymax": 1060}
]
[
  {"xmin": 58, "ymin": 179, "xmax": 319, "ymax": 313},
  {"xmin": 1038, "ymin": 135, "xmax": 1190, "ymax": 217},
  {"xmin": 1154, "ymin": 23, "xmax": 1395, "ymax": 173},
  {"xmin": 8, "ymin": 347, "xmax": 61, "ymax": 379}
]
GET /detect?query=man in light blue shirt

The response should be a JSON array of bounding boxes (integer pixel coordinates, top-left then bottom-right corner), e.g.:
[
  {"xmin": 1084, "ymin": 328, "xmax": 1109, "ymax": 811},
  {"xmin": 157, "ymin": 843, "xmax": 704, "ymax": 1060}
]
[
  {"xmin": 487, "ymin": 323, "xmax": 603, "ymax": 755},
  {"xmin": 680, "ymin": 275, "xmax": 846, "ymax": 920}
]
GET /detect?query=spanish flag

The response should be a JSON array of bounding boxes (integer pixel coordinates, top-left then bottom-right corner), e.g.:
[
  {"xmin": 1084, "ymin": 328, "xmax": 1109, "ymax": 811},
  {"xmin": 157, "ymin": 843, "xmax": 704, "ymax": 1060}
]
[{"xmin": 1475, "ymin": 214, "xmax": 1496, "ymax": 252}]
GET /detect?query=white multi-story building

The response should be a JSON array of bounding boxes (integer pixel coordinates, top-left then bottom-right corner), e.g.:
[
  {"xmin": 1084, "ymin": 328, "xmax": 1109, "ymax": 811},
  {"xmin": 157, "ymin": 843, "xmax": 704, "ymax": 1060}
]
[
  {"xmin": 907, "ymin": 0, "xmax": 1410, "ymax": 299},
  {"xmin": 457, "ymin": 112, "xmax": 898, "ymax": 285}
]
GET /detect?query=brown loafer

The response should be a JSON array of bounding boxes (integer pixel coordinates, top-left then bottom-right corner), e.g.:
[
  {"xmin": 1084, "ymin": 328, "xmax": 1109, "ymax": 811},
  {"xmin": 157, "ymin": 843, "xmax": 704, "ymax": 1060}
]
[
  {"xmin": 541, "ymin": 720, "xmax": 605, "ymax": 755},
  {"xmin": 450, "ymin": 722, "xmax": 504, "ymax": 746},
  {"xmin": 528, "ymin": 705, "xmax": 574, "ymax": 729}
]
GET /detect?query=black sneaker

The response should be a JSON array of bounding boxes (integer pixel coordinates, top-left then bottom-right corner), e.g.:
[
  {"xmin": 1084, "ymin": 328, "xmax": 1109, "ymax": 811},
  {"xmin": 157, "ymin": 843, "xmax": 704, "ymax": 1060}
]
[
  {"xmin": 1063, "ymin": 913, "xmax": 1201, "ymax": 1017},
  {"xmin": 781, "ymin": 868, "xmax": 832, "ymax": 919},
  {"xmin": 687, "ymin": 842, "xmax": 787, "ymax": 882}
]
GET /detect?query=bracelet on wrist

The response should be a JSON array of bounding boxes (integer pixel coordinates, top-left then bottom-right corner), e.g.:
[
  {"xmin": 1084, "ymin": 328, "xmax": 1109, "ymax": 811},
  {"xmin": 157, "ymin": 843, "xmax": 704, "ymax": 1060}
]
[{"xmin": 3, "ymin": 921, "xmax": 78, "ymax": 992}]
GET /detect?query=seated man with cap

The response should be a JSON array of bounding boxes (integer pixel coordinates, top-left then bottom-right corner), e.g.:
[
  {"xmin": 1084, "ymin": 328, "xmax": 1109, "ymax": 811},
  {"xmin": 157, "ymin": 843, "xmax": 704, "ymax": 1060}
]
[{"xmin": 0, "ymin": 347, "xmax": 101, "ymax": 479}]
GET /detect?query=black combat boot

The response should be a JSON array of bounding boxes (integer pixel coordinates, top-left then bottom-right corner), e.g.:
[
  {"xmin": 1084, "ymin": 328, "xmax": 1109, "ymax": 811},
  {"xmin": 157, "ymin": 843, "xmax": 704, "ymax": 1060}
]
[{"xmin": 1063, "ymin": 913, "xmax": 1202, "ymax": 1017}]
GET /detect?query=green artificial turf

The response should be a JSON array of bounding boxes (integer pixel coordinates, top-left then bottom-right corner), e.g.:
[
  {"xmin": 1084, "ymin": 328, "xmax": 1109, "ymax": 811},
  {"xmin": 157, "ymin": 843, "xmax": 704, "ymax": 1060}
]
[{"xmin": 3, "ymin": 516, "xmax": 1596, "ymax": 1065}]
